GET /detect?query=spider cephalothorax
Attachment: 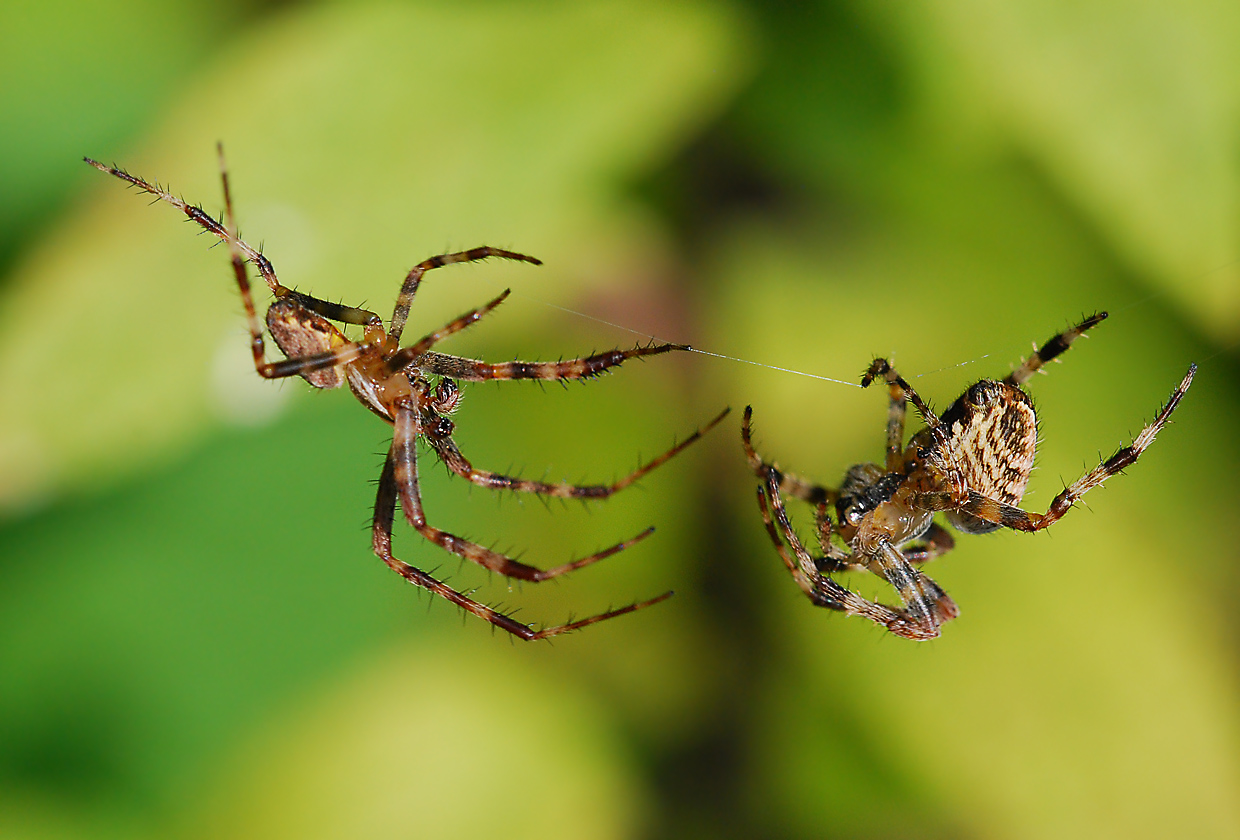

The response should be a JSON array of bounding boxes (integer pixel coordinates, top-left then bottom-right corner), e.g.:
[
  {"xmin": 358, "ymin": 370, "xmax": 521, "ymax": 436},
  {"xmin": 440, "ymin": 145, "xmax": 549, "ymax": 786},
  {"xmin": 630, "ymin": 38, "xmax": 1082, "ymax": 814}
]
[
  {"xmin": 88, "ymin": 149, "xmax": 727, "ymax": 641},
  {"xmin": 743, "ymin": 313, "xmax": 1195, "ymax": 640}
]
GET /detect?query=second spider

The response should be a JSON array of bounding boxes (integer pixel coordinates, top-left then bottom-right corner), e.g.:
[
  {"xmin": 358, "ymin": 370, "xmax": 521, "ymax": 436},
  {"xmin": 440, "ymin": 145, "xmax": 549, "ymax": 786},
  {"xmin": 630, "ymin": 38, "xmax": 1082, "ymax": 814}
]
[
  {"xmin": 742, "ymin": 313, "xmax": 1194, "ymax": 640},
  {"xmin": 88, "ymin": 149, "xmax": 726, "ymax": 641}
]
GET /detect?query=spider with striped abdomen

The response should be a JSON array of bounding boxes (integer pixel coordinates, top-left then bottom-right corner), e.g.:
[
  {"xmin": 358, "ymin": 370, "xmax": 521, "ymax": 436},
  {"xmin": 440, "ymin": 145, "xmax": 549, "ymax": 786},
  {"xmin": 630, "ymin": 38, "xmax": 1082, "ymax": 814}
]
[
  {"xmin": 742, "ymin": 313, "xmax": 1195, "ymax": 640},
  {"xmin": 87, "ymin": 148, "xmax": 727, "ymax": 641}
]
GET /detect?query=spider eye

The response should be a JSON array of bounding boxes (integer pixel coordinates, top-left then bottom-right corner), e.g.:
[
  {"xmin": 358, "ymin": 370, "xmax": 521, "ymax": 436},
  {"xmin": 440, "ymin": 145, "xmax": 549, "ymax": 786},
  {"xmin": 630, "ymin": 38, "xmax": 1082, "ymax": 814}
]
[
  {"xmin": 845, "ymin": 507, "xmax": 865, "ymax": 526},
  {"xmin": 427, "ymin": 415, "xmax": 455, "ymax": 440}
]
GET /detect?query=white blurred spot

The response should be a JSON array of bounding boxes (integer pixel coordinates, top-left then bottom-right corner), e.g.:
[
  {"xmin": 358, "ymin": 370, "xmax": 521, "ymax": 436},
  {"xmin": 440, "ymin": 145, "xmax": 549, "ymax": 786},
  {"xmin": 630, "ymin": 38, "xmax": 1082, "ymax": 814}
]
[
  {"xmin": 245, "ymin": 202, "xmax": 321, "ymax": 284},
  {"xmin": 210, "ymin": 327, "xmax": 294, "ymax": 426}
]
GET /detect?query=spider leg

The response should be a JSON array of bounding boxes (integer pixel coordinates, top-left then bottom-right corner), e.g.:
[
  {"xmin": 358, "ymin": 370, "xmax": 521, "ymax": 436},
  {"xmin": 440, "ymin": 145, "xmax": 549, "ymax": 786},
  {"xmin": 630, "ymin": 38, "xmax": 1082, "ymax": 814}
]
[
  {"xmin": 872, "ymin": 558, "xmax": 958, "ymax": 623},
  {"xmin": 740, "ymin": 407, "xmax": 840, "ymax": 506},
  {"xmin": 848, "ymin": 519, "xmax": 957, "ymax": 621},
  {"xmin": 87, "ymin": 154, "xmax": 385, "ymax": 333},
  {"xmin": 208, "ymin": 148, "xmax": 372, "ymax": 381},
  {"xmin": 424, "ymin": 407, "xmax": 729, "ymax": 499},
  {"xmin": 85, "ymin": 156, "xmax": 278, "ymax": 289},
  {"xmin": 920, "ymin": 365, "xmax": 1196, "ymax": 532},
  {"xmin": 861, "ymin": 358, "xmax": 938, "ymax": 471},
  {"xmin": 1005, "ymin": 312, "xmax": 1108, "ymax": 386},
  {"xmin": 256, "ymin": 344, "xmax": 366, "ymax": 380},
  {"xmin": 758, "ymin": 471, "xmax": 940, "ymax": 640},
  {"xmin": 811, "ymin": 503, "xmax": 852, "ymax": 567},
  {"xmin": 380, "ymin": 290, "xmax": 512, "ymax": 377},
  {"xmin": 391, "ymin": 399, "xmax": 661, "ymax": 582},
  {"xmin": 416, "ymin": 341, "xmax": 689, "ymax": 382},
  {"xmin": 756, "ymin": 484, "xmax": 855, "ymax": 611},
  {"xmin": 809, "ymin": 502, "xmax": 957, "ymax": 625},
  {"xmin": 899, "ymin": 522, "xmax": 956, "ymax": 565},
  {"xmin": 214, "ymin": 147, "xmax": 383, "ymax": 332},
  {"xmin": 389, "ymin": 247, "xmax": 542, "ymax": 344},
  {"xmin": 372, "ymin": 448, "xmax": 671, "ymax": 641},
  {"xmin": 864, "ymin": 539, "xmax": 953, "ymax": 631}
]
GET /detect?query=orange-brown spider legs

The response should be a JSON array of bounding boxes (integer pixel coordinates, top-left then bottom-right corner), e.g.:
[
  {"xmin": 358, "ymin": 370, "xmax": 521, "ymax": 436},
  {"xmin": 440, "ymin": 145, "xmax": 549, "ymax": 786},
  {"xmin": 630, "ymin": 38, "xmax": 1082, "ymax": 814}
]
[
  {"xmin": 899, "ymin": 523, "xmax": 956, "ymax": 565},
  {"xmin": 371, "ymin": 450, "xmax": 670, "ymax": 641},
  {"xmin": 740, "ymin": 407, "xmax": 838, "ymax": 506},
  {"xmin": 807, "ymin": 508, "xmax": 957, "ymax": 622},
  {"xmin": 811, "ymin": 504, "xmax": 851, "ymax": 565},
  {"xmin": 745, "ymin": 407, "xmax": 954, "ymax": 636},
  {"xmin": 1005, "ymin": 312, "xmax": 1108, "ymax": 387},
  {"xmin": 381, "ymin": 289, "xmax": 513, "ymax": 377},
  {"xmin": 756, "ymin": 477, "xmax": 939, "ymax": 640},
  {"xmin": 86, "ymin": 154, "xmax": 290, "ymax": 303},
  {"xmin": 860, "ymin": 359, "xmax": 938, "ymax": 472},
  {"xmin": 214, "ymin": 145, "xmax": 383, "ymax": 334},
  {"xmin": 87, "ymin": 152, "xmax": 382, "ymax": 384},
  {"xmin": 866, "ymin": 540, "xmax": 957, "ymax": 628},
  {"xmin": 391, "ymin": 401, "xmax": 657, "ymax": 581},
  {"xmin": 425, "ymin": 407, "xmax": 730, "ymax": 499},
  {"xmin": 917, "ymin": 363, "xmax": 1197, "ymax": 533},
  {"xmin": 216, "ymin": 148, "xmax": 374, "ymax": 383},
  {"xmin": 417, "ymin": 341, "xmax": 690, "ymax": 382},
  {"xmin": 370, "ymin": 401, "xmax": 672, "ymax": 639},
  {"xmin": 215, "ymin": 146, "xmax": 280, "ymax": 379},
  {"xmin": 389, "ymin": 247, "xmax": 542, "ymax": 344}
]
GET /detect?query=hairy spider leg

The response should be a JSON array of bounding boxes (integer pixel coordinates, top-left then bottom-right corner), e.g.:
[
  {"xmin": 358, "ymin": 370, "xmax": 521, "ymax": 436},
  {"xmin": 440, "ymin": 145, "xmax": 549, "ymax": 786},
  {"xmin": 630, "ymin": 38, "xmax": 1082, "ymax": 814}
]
[
  {"xmin": 85, "ymin": 155, "xmax": 383, "ymax": 331},
  {"xmin": 1005, "ymin": 311, "xmax": 1109, "ymax": 387},
  {"xmin": 85, "ymin": 156, "xmax": 273, "ymax": 288},
  {"xmin": 757, "ymin": 485, "xmax": 845, "ymax": 610},
  {"xmin": 390, "ymin": 394, "xmax": 663, "ymax": 583},
  {"xmin": 86, "ymin": 153, "xmax": 381, "ymax": 381},
  {"xmin": 740, "ymin": 407, "xmax": 839, "ymax": 506},
  {"xmin": 861, "ymin": 358, "xmax": 941, "ymax": 473},
  {"xmin": 389, "ymin": 247, "xmax": 542, "ymax": 344},
  {"xmin": 756, "ymin": 477, "xmax": 938, "ymax": 641},
  {"xmin": 898, "ymin": 522, "xmax": 956, "ymax": 564},
  {"xmin": 213, "ymin": 146, "xmax": 375, "ymax": 380},
  {"xmin": 811, "ymin": 503, "xmax": 852, "ymax": 565},
  {"xmin": 867, "ymin": 541, "xmax": 958, "ymax": 627},
  {"xmin": 384, "ymin": 285, "xmax": 694, "ymax": 383},
  {"xmin": 380, "ymin": 289, "xmax": 513, "ymax": 377},
  {"xmin": 372, "ymin": 448, "xmax": 672, "ymax": 641},
  {"xmin": 424, "ymin": 407, "xmax": 731, "ymax": 499},
  {"xmin": 916, "ymin": 364, "xmax": 1196, "ymax": 532},
  {"xmin": 415, "ymin": 342, "xmax": 689, "ymax": 383},
  {"xmin": 808, "ymin": 508, "xmax": 957, "ymax": 619},
  {"xmin": 745, "ymin": 408, "xmax": 954, "ymax": 630}
]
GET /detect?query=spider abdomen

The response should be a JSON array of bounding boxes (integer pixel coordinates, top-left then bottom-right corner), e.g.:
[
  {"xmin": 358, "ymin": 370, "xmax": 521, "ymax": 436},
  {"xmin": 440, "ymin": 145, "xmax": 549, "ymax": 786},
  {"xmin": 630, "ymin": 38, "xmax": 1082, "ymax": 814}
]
[
  {"xmin": 266, "ymin": 298, "xmax": 348, "ymax": 389},
  {"xmin": 937, "ymin": 380, "xmax": 1037, "ymax": 534}
]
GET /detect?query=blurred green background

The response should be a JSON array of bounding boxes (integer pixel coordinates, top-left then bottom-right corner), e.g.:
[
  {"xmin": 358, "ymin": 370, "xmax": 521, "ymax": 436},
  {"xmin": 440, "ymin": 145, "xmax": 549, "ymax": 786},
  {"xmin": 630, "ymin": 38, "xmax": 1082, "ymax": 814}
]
[{"xmin": 2, "ymin": 1, "xmax": 1239, "ymax": 838}]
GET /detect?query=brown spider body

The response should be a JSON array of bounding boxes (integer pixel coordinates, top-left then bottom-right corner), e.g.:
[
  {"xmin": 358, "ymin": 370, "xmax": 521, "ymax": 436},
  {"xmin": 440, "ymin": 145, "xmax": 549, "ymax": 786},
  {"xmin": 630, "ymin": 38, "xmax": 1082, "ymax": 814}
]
[
  {"xmin": 744, "ymin": 313, "xmax": 1195, "ymax": 640},
  {"xmin": 87, "ymin": 150, "xmax": 727, "ymax": 641}
]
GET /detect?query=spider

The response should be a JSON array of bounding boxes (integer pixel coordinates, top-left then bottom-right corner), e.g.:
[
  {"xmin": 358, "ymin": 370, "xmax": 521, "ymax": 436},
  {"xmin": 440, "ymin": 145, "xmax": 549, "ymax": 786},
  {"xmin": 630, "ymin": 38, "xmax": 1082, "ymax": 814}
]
[
  {"xmin": 86, "ymin": 149, "xmax": 728, "ymax": 641},
  {"xmin": 741, "ymin": 313, "xmax": 1195, "ymax": 640}
]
